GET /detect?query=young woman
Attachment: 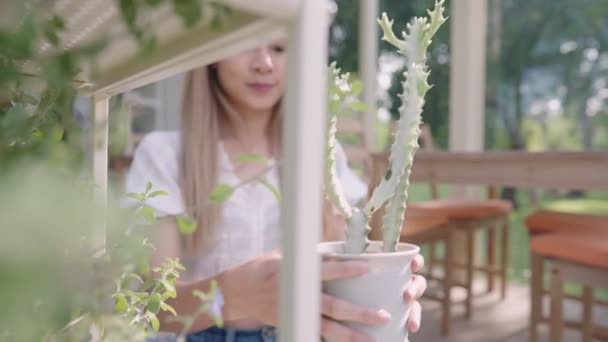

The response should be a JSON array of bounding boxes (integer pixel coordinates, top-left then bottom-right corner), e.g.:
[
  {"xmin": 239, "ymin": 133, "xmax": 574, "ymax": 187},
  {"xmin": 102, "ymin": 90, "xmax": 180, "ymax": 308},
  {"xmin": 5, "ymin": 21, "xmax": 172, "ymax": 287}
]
[{"xmin": 126, "ymin": 40, "xmax": 427, "ymax": 342}]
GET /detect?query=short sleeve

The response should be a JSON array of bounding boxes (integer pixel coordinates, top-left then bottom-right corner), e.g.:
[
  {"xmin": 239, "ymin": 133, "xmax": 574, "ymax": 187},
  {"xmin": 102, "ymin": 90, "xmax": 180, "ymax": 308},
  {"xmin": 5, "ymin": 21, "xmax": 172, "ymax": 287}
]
[
  {"xmin": 123, "ymin": 131, "xmax": 185, "ymax": 217},
  {"xmin": 334, "ymin": 142, "xmax": 368, "ymax": 206}
]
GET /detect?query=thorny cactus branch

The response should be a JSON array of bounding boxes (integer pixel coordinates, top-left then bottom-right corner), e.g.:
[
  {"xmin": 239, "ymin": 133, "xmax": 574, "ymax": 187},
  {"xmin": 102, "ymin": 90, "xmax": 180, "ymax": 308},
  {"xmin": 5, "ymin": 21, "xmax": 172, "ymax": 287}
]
[
  {"xmin": 324, "ymin": 63, "xmax": 371, "ymax": 253},
  {"xmin": 325, "ymin": 63, "xmax": 356, "ymax": 220},
  {"xmin": 378, "ymin": 0, "xmax": 446, "ymax": 252},
  {"xmin": 325, "ymin": 113, "xmax": 353, "ymax": 219}
]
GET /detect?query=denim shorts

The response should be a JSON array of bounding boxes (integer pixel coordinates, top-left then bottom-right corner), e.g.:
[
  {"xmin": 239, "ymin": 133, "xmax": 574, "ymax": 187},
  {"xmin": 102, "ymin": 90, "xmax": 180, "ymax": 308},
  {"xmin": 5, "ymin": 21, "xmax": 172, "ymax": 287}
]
[{"xmin": 147, "ymin": 326, "xmax": 277, "ymax": 342}]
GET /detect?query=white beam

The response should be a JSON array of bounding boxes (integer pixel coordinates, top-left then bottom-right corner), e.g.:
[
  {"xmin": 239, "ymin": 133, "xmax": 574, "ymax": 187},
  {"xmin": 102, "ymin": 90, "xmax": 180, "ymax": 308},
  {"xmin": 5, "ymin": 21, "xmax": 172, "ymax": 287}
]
[
  {"xmin": 279, "ymin": 0, "xmax": 328, "ymax": 341},
  {"xmin": 91, "ymin": 94, "xmax": 109, "ymax": 254},
  {"xmin": 359, "ymin": 0, "xmax": 379, "ymax": 151},
  {"xmin": 214, "ymin": 0, "xmax": 300, "ymax": 21},
  {"xmin": 90, "ymin": 18, "xmax": 286, "ymax": 97},
  {"xmin": 449, "ymin": 0, "xmax": 487, "ymax": 152}
]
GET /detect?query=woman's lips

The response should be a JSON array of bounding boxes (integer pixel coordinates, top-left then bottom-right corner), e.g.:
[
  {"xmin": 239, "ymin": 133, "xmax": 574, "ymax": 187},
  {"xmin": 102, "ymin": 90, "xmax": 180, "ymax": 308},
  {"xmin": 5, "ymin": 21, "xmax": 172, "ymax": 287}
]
[{"xmin": 246, "ymin": 82, "xmax": 275, "ymax": 94}]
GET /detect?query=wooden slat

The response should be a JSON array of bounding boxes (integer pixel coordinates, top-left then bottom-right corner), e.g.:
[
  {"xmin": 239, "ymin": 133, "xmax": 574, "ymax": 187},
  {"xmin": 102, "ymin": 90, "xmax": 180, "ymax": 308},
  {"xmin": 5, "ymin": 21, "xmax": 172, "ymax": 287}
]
[
  {"xmin": 539, "ymin": 317, "xmax": 608, "ymax": 340},
  {"xmin": 549, "ymin": 266, "xmax": 564, "ymax": 342},
  {"xmin": 371, "ymin": 151, "xmax": 608, "ymax": 190}
]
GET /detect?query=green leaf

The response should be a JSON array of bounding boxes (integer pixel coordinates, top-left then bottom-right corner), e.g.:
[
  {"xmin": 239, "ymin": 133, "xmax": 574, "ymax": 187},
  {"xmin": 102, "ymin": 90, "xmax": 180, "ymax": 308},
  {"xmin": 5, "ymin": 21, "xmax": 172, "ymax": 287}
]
[
  {"xmin": 124, "ymin": 290, "xmax": 150, "ymax": 300},
  {"xmin": 161, "ymin": 290, "xmax": 177, "ymax": 301},
  {"xmin": 32, "ymin": 128, "xmax": 43, "ymax": 139},
  {"xmin": 137, "ymin": 206, "xmax": 156, "ymax": 223},
  {"xmin": 125, "ymin": 272, "xmax": 144, "ymax": 284},
  {"xmin": 234, "ymin": 153, "xmax": 268, "ymax": 165},
  {"xmin": 126, "ymin": 192, "xmax": 145, "ymax": 201},
  {"xmin": 351, "ymin": 80, "xmax": 363, "ymax": 96},
  {"xmin": 192, "ymin": 289, "xmax": 207, "ymax": 301},
  {"xmin": 214, "ymin": 316, "xmax": 224, "ymax": 328},
  {"xmin": 50, "ymin": 16, "xmax": 65, "ymax": 29},
  {"xmin": 147, "ymin": 293, "xmax": 161, "ymax": 314},
  {"xmin": 177, "ymin": 215, "xmax": 197, "ymax": 235},
  {"xmin": 140, "ymin": 279, "xmax": 156, "ymax": 292},
  {"xmin": 52, "ymin": 126, "xmax": 64, "ymax": 141},
  {"xmin": 328, "ymin": 100, "xmax": 340, "ymax": 116},
  {"xmin": 145, "ymin": 0, "xmax": 164, "ymax": 5},
  {"xmin": 349, "ymin": 101, "xmax": 368, "ymax": 112},
  {"xmin": 140, "ymin": 36, "xmax": 158, "ymax": 57},
  {"xmin": 160, "ymin": 302, "xmax": 177, "ymax": 316},
  {"xmin": 139, "ymin": 279, "xmax": 156, "ymax": 291},
  {"xmin": 114, "ymin": 293, "xmax": 128, "ymax": 313},
  {"xmin": 210, "ymin": 13, "xmax": 224, "ymax": 30},
  {"xmin": 256, "ymin": 177, "xmax": 281, "ymax": 202},
  {"xmin": 145, "ymin": 181, "xmax": 153, "ymax": 194},
  {"xmin": 209, "ymin": 184, "xmax": 234, "ymax": 203},
  {"xmin": 119, "ymin": 0, "xmax": 137, "ymax": 29},
  {"xmin": 148, "ymin": 190, "xmax": 169, "ymax": 198},
  {"xmin": 173, "ymin": 0, "xmax": 202, "ymax": 27},
  {"xmin": 44, "ymin": 29, "xmax": 60, "ymax": 46},
  {"xmin": 150, "ymin": 314, "xmax": 160, "ymax": 332},
  {"xmin": 20, "ymin": 94, "xmax": 39, "ymax": 106},
  {"xmin": 160, "ymin": 279, "xmax": 175, "ymax": 294}
]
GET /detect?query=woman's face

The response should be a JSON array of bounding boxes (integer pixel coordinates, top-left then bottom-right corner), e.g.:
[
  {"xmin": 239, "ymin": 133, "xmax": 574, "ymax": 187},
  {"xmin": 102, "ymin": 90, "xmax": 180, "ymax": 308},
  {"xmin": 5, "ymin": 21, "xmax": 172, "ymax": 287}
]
[{"xmin": 216, "ymin": 41, "xmax": 286, "ymax": 115}]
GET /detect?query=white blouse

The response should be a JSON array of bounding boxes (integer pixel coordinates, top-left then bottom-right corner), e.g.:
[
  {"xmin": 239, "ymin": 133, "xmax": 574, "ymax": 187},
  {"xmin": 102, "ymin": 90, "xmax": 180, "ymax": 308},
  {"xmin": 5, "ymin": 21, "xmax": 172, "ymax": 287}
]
[{"xmin": 124, "ymin": 131, "xmax": 367, "ymax": 281}]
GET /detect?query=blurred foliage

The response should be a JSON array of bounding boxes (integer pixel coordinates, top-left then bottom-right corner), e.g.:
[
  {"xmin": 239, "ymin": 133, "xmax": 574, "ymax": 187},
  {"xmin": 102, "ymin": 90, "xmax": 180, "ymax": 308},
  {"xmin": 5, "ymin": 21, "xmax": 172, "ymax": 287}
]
[
  {"xmin": 0, "ymin": 0, "xmax": 229, "ymax": 170},
  {"xmin": 0, "ymin": 0, "xmax": 229, "ymax": 340},
  {"xmin": 330, "ymin": 0, "xmax": 608, "ymax": 152}
]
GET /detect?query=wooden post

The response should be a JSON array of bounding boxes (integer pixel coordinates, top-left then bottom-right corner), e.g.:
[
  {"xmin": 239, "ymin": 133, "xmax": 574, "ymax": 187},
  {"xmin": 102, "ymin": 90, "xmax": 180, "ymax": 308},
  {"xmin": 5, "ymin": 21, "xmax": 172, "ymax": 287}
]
[
  {"xmin": 529, "ymin": 251, "xmax": 543, "ymax": 342},
  {"xmin": 279, "ymin": 0, "xmax": 328, "ymax": 341},
  {"xmin": 359, "ymin": 0, "xmax": 378, "ymax": 151},
  {"xmin": 549, "ymin": 265, "xmax": 564, "ymax": 342},
  {"xmin": 448, "ymin": 0, "xmax": 488, "ymax": 284}
]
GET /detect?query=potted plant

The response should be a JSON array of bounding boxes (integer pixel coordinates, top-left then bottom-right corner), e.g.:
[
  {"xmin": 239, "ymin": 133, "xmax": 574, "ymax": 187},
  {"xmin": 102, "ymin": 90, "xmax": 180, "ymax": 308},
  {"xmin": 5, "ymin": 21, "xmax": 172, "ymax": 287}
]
[{"xmin": 318, "ymin": 1, "xmax": 446, "ymax": 341}]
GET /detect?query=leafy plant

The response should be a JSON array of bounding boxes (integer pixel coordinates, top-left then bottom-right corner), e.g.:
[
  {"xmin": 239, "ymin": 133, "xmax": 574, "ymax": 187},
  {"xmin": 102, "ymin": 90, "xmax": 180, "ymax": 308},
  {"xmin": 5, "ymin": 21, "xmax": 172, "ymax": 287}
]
[{"xmin": 0, "ymin": 0, "xmax": 230, "ymax": 167}]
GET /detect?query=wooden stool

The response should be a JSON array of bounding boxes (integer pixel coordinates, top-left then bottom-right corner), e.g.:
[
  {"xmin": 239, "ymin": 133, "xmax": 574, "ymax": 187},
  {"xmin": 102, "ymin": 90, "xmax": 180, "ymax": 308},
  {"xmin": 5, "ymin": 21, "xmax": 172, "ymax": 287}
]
[
  {"xmin": 408, "ymin": 199, "xmax": 512, "ymax": 319},
  {"xmin": 369, "ymin": 208, "xmax": 454, "ymax": 336},
  {"xmin": 526, "ymin": 209, "xmax": 608, "ymax": 236},
  {"xmin": 530, "ymin": 233, "xmax": 608, "ymax": 342}
]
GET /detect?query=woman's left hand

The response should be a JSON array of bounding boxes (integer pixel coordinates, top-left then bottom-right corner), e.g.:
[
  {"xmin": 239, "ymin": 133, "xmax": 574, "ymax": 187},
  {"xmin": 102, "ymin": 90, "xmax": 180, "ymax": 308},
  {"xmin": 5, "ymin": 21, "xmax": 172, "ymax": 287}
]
[{"xmin": 404, "ymin": 254, "xmax": 427, "ymax": 333}]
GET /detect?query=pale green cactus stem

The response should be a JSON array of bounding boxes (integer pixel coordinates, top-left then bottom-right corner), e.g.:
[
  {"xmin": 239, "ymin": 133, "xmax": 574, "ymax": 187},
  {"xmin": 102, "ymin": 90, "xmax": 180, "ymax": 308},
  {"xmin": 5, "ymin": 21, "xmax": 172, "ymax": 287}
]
[
  {"xmin": 325, "ymin": 114, "xmax": 353, "ymax": 219},
  {"xmin": 328, "ymin": 118, "xmax": 370, "ymax": 253},
  {"xmin": 375, "ymin": 0, "xmax": 446, "ymax": 252},
  {"xmin": 327, "ymin": 113, "xmax": 371, "ymax": 253},
  {"xmin": 324, "ymin": 63, "xmax": 371, "ymax": 253},
  {"xmin": 325, "ymin": 62, "xmax": 354, "ymax": 220}
]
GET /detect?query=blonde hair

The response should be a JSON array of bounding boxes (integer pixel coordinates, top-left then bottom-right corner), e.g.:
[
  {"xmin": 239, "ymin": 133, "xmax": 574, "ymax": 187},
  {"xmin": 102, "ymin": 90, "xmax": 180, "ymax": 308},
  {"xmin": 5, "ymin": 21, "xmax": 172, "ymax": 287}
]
[{"xmin": 179, "ymin": 66, "xmax": 334, "ymax": 254}]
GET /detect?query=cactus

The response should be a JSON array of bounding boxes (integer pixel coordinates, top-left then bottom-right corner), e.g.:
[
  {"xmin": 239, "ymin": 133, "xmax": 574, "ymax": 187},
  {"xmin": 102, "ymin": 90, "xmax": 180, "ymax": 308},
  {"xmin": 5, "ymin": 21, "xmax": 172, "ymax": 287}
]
[
  {"xmin": 325, "ymin": 63, "xmax": 371, "ymax": 253},
  {"xmin": 325, "ymin": 0, "xmax": 447, "ymax": 253}
]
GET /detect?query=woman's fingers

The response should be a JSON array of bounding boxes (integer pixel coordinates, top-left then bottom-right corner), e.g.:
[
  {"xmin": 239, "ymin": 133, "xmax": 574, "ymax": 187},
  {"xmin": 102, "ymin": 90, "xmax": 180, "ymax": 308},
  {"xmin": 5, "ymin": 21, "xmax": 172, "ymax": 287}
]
[
  {"xmin": 411, "ymin": 253, "xmax": 425, "ymax": 273},
  {"xmin": 404, "ymin": 274, "xmax": 427, "ymax": 302},
  {"xmin": 406, "ymin": 300, "xmax": 422, "ymax": 332},
  {"xmin": 321, "ymin": 260, "xmax": 369, "ymax": 281},
  {"xmin": 321, "ymin": 294, "xmax": 391, "ymax": 326},
  {"xmin": 321, "ymin": 317, "xmax": 375, "ymax": 342}
]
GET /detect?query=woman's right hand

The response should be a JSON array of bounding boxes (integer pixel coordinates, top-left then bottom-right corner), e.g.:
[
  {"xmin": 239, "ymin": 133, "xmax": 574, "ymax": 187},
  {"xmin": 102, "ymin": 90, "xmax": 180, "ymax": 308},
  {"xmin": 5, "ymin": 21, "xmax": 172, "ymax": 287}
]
[{"xmin": 224, "ymin": 251, "xmax": 390, "ymax": 342}]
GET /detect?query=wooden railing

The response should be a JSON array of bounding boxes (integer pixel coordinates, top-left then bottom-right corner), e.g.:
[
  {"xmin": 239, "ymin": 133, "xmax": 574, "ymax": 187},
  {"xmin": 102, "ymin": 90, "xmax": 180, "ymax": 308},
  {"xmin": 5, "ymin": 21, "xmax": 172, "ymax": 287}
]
[{"xmin": 370, "ymin": 151, "xmax": 608, "ymax": 190}]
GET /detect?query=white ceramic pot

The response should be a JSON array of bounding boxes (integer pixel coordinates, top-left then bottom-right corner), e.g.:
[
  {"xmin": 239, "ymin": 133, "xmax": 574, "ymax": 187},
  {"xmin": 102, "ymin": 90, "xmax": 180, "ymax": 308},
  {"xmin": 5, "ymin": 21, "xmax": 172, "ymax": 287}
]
[{"xmin": 318, "ymin": 241, "xmax": 420, "ymax": 342}]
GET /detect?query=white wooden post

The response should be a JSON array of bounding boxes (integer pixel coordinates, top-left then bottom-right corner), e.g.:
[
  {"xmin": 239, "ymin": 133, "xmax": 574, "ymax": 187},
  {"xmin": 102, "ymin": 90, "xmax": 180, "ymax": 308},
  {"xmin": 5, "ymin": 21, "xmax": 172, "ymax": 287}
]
[
  {"xmin": 359, "ymin": 0, "xmax": 379, "ymax": 151},
  {"xmin": 279, "ymin": 0, "xmax": 328, "ymax": 340},
  {"xmin": 449, "ymin": 0, "xmax": 487, "ymax": 155},
  {"xmin": 91, "ymin": 94, "xmax": 109, "ymax": 254},
  {"xmin": 448, "ymin": 0, "xmax": 488, "ymax": 279}
]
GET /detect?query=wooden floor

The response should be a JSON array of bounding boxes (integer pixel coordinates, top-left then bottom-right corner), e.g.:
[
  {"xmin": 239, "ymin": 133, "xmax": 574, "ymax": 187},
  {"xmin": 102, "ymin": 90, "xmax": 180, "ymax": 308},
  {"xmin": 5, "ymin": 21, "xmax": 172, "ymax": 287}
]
[{"xmin": 413, "ymin": 279, "xmax": 608, "ymax": 342}]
